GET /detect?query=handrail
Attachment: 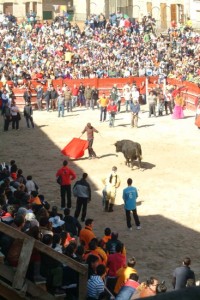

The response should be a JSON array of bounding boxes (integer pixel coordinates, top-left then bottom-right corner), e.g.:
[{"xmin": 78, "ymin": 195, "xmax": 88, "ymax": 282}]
[{"xmin": 0, "ymin": 221, "xmax": 88, "ymax": 300}]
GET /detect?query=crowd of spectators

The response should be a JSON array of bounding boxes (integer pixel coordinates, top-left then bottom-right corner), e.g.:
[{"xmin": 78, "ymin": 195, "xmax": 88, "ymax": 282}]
[
  {"xmin": 0, "ymin": 160, "xmax": 196, "ymax": 299},
  {"xmin": 0, "ymin": 11, "xmax": 199, "ymax": 88}
]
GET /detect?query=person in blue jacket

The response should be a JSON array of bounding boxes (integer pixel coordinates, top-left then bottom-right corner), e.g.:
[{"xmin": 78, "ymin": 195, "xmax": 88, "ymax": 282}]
[{"xmin": 122, "ymin": 178, "xmax": 141, "ymax": 230}]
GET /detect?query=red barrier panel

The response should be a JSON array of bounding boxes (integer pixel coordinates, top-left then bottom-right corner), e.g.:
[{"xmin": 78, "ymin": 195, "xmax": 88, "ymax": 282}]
[{"xmin": 2, "ymin": 77, "xmax": 199, "ymax": 111}]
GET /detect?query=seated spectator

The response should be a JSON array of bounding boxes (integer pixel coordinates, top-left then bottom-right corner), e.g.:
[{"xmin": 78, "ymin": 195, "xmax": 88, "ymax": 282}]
[
  {"xmin": 114, "ymin": 257, "xmax": 138, "ymax": 294},
  {"xmin": 87, "ymin": 264, "xmax": 107, "ymax": 300},
  {"xmin": 40, "ymin": 234, "xmax": 65, "ymax": 295},
  {"xmin": 79, "ymin": 218, "xmax": 96, "ymax": 250},
  {"xmin": 49, "ymin": 215, "xmax": 65, "ymax": 234},
  {"xmin": 84, "ymin": 238, "xmax": 107, "ymax": 265},
  {"xmin": 86, "ymin": 254, "xmax": 100, "ymax": 279},
  {"xmin": 137, "ymin": 277, "xmax": 159, "ymax": 298},
  {"xmin": 39, "ymin": 216, "xmax": 53, "ymax": 236},
  {"xmin": 63, "ymin": 208, "xmax": 82, "ymax": 237},
  {"xmin": 106, "ymin": 243, "xmax": 126, "ymax": 295},
  {"xmin": 49, "ymin": 205, "xmax": 63, "ymax": 219},
  {"xmin": 115, "ymin": 273, "xmax": 140, "ymax": 300},
  {"xmin": 106, "ymin": 232, "xmax": 126, "ymax": 257},
  {"xmin": 101, "ymin": 227, "xmax": 111, "ymax": 248},
  {"xmin": 26, "ymin": 175, "xmax": 39, "ymax": 194},
  {"xmin": 52, "ymin": 233, "xmax": 62, "ymax": 253}
]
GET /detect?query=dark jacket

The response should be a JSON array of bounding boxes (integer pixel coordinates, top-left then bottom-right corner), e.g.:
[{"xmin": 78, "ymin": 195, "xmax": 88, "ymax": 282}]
[
  {"xmin": 43, "ymin": 90, "xmax": 51, "ymax": 101},
  {"xmin": 36, "ymin": 88, "xmax": 43, "ymax": 99},
  {"xmin": 23, "ymin": 91, "xmax": 32, "ymax": 102},
  {"xmin": 24, "ymin": 104, "xmax": 33, "ymax": 117},
  {"xmin": 73, "ymin": 178, "xmax": 91, "ymax": 199},
  {"xmin": 91, "ymin": 89, "xmax": 99, "ymax": 100},
  {"xmin": 50, "ymin": 89, "xmax": 59, "ymax": 99},
  {"xmin": 2, "ymin": 106, "xmax": 11, "ymax": 117},
  {"xmin": 63, "ymin": 215, "xmax": 82, "ymax": 236}
]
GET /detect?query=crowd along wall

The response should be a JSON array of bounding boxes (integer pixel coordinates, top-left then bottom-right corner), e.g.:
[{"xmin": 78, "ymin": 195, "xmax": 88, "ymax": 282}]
[{"xmin": 0, "ymin": 77, "xmax": 199, "ymax": 110}]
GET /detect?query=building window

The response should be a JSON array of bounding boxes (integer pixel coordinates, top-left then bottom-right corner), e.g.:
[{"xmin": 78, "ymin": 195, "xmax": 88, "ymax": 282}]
[
  {"xmin": 25, "ymin": 2, "xmax": 30, "ymax": 15},
  {"xmin": 33, "ymin": 2, "xmax": 37, "ymax": 14},
  {"xmin": 3, "ymin": 3, "xmax": 13, "ymax": 15}
]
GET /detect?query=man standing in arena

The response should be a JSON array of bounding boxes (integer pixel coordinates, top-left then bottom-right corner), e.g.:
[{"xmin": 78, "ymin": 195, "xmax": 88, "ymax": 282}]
[
  {"xmin": 81, "ymin": 123, "xmax": 99, "ymax": 159},
  {"xmin": 122, "ymin": 178, "xmax": 141, "ymax": 230},
  {"xmin": 56, "ymin": 160, "xmax": 76, "ymax": 209}
]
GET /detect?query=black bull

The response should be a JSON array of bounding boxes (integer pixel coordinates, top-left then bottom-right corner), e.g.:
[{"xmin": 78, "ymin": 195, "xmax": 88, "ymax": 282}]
[{"xmin": 114, "ymin": 140, "xmax": 142, "ymax": 168}]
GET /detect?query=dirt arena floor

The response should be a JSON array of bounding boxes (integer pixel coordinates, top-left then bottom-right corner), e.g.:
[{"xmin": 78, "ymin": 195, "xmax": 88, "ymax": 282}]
[{"xmin": 1, "ymin": 103, "xmax": 200, "ymax": 289}]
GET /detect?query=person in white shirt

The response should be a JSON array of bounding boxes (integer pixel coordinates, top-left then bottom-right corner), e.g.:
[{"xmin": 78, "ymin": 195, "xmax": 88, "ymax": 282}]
[
  {"xmin": 123, "ymin": 88, "xmax": 132, "ymax": 112},
  {"xmin": 131, "ymin": 86, "xmax": 140, "ymax": 102},
  {"xmin": 11, "ymin": 102, "xmax": 20, "ymax": 130}
]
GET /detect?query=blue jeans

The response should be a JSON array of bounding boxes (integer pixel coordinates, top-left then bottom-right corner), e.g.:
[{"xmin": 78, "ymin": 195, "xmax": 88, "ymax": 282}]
[
  {"xmin": 58, "ymin": 104, "xmax": 64, "ymax": 117},
  {"xmin": 125, "ymin": 100, "xmax": 130, "ymax": 112},
  {"xmin": 66, "ymin": 101, "xmax": 72, "ymax": 112},
  {"xmin": 100, "ymin": 107, "xmax": 107, "ymax": 121},
  {"xmin": 115, "ymin": 286, "xmax": 135, "ymax": 300},
  {"xmin": 109, "ymin": 113, "xmax": 115, "ymax": 127},
  {"xmin": 79, "ymin": 94, "xmax": 85, "ymax": 106},
  {"xmin": 72, "ymin": 96, "xmax": 78, "ymax": 107}
]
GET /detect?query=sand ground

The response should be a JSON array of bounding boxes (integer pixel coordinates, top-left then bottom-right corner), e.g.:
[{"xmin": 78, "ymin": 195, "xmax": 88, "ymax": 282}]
[{"xmin": 1, "ymin": 103, "xmax": 200, "ymax": 289}]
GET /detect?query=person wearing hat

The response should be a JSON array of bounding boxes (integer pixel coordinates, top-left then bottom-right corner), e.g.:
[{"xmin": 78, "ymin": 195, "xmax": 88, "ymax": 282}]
[
  {"xmin": 130, "ymin": 100, "xmax": 140, "ymax": 128},
  {"xmin": 81, "ymin": 123, "xmax": 99, "ymax": 159},
  {"xmin": 57, "ymin": 91, "xmax": 65, "ymax": 117},
  {"xmin": 102, "ymin": 166, "xmax": 121, "ymax": 212}
]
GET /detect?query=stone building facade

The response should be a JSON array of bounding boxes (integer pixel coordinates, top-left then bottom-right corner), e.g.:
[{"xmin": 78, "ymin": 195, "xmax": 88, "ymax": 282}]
[{"xmin": 0, "ymin": 0, "xmax": 199, "ymax": 29}]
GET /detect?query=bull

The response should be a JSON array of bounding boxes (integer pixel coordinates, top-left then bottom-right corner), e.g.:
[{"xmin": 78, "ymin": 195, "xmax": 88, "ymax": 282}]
[{"xmin": 114, "ymin": 140, "xmax": 142, "ymax": 168}]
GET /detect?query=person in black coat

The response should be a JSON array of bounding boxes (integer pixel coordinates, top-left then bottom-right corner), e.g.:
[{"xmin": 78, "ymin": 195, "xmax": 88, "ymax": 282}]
[
  {"xmin": 50, "ymin": 86, "xmax": 59, "ymax": 111},
  {"xmin": 24, "ymin": 102, "xmax": 34, "ymax": 128},
  {"xmin": 23, "ymin": 87, "xmax": 32, "ymax": 103},
  {"xmin": 43, "ymin": 87, "xmax": 51, "ymax": 111}
]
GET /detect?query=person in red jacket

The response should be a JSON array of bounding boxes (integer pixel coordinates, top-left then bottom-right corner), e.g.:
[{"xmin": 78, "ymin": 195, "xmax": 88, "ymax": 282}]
[
  {"xmin": 56, "ymin": 160, "xmax": 76, "ymax": 209},
  {"xmin": 107, "ymin": 100, "xmax": 117, "ymax": 127},
  {"xmin": 71, "ymin": 84, "xmax": 79, "ymax": 107}
]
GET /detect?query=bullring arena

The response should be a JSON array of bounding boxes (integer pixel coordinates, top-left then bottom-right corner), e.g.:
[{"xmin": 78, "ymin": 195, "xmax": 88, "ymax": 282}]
[{"xmin": 1, "ymin": 99, "xmax": 200, "ymax": 289}]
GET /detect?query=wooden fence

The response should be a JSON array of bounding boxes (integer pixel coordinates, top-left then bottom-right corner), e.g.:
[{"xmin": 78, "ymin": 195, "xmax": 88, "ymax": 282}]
[{"xmin": 0, "ymin": 221, "xmax": 88, "ymax": 300}]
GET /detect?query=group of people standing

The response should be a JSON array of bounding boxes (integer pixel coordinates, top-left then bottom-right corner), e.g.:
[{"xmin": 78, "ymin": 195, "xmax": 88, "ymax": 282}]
[
  {"xmin": 56, "ymin": 159, "xmax": 141, "ymax": 232},
  {"xmin": 148, "ymin": 84, "xmax": 186, "ymax": 119}
]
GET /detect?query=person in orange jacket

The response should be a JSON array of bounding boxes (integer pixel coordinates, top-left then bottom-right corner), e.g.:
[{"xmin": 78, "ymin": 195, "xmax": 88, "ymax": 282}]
[{"xmin": 79, "ymin": 218, "xmax": 96, "ymax": 250}]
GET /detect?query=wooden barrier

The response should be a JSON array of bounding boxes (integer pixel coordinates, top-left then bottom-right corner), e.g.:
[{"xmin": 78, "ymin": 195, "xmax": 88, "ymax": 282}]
[
  {"xmin": 0, "ymin": 221, "xmax": 88, "ymax": 300},
  {"xmin": 1, "ymin": 77, "xmax": 199, "ymax": 111}
]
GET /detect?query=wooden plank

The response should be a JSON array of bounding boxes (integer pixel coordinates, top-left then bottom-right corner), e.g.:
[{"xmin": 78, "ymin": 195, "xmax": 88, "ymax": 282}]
[
  {"xmin": 0, "ymin": 280, "xmax": 28, "ymax": 300},
  {"xmin": 37, "ymin": 241, "xmax": 88, "ymax": 275},
  {"xmin": 0, "ymin": 222, "xmax": 88, "ymax": 275},
  {"xmin": 12, "ymin": 238, "xmax": 35, "ymax": 290},
  {"xmin": 0, "ymin": 264, "xmax": 55, "ymax": 300},
  {"xmin": 79, "ymin": 271, "xmax": 88, "ymax": 300}
]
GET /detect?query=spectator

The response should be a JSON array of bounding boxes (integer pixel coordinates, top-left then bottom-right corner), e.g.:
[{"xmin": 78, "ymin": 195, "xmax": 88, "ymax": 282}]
[
  {"xmin": 23, "ymin": 101, "xmax": 34, "ymax": 128},
  {"xmin": 114, "ymin": 257, "xmax": 138, "ymax": 295},
  {"xmin": 56, "ymin": 160, "xmax": 76, "ymax": 209},
  {"xmin": 63, "ymin": 208, "xmax": 81, "ymax": 237},
  {"xmin": 172, "ymin": 257, "xmax": 195, "ymax": 290},
  {"xmin": 79, "ymin": 218, "xmax": 96, "ymax": 250},
  {"xmin": 87, "ymin": 264, "xmax": 107, "ymax": 300},
  {"xmin": 73, "ymin": 172, "xmax": 91, "ymax": 222},
  {"xmin": 122, "ymin": 178, "xmax": 141, "ymax": 230}
]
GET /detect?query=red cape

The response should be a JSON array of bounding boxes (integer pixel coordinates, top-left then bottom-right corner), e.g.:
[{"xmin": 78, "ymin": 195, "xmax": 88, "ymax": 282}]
[{"xmin": 61, "ymin": 138, "xmax": 89, "ymax": 159}]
